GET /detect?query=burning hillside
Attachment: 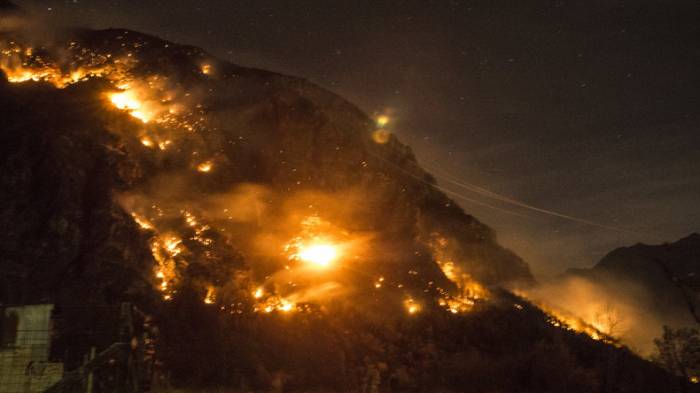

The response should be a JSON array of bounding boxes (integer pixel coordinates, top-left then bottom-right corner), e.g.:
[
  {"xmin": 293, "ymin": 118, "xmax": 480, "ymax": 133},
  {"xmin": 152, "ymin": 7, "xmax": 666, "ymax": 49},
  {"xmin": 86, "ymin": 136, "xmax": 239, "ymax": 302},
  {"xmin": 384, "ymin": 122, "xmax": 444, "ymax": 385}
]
[
  {"xmin": 0, "ymin": 25, "xmax": 531, "ymax": 316},
  {"xmin": 0, "ymin": 19, "xmax": 692, "ymax": 392}
]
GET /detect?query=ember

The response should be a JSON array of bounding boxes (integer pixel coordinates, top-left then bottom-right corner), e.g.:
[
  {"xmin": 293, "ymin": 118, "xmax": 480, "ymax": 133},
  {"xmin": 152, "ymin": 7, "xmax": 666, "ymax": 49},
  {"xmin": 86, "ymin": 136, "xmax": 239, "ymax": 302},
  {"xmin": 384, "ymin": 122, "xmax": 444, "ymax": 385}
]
[{"xmin": 404, "ymin": 298, "xmax": 421, "ymax": 315}]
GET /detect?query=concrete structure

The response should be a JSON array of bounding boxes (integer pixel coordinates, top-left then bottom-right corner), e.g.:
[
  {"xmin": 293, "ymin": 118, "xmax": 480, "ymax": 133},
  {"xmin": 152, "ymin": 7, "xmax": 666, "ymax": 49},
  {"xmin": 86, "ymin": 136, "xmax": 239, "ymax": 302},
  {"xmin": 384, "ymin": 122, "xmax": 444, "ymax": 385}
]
[{"xmin": 0, "ymin": 305, "xmax": 63, "ymax": 393}]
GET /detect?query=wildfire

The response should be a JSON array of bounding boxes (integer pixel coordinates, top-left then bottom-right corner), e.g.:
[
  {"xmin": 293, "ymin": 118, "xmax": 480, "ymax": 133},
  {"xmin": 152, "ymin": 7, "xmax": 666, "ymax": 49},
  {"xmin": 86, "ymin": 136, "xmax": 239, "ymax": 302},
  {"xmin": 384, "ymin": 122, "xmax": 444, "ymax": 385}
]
[
  {"xmin": 248, "ymin": 215, "xmax": 361, "ymax": 313},
  {"xmin": 140, "ymin": 137, "xmax": 154, "ymax": 148},
  {"xmin": 2, "ymin": 39, "xmax": 293, "ymax": 310},
  {"xmin": 545, "ymin": 309, "xmax": 609, "ymax": 341},
  {"xmin": 1, "ymin": 39, "xmax": 204, "ymax": 145},
  {"xmin": 3, "ymin": 39, "xmax": 508, "ymax": 323},
  {"xmin": 286, "ymin": 237, "xmax": 342, "ymax": 270},
  {"xmin": 164, "ymin": 236, "xmax": 183, "ymax": 256},
  {"xmin": 1, "ymin": 41, "xmax": 126, "ymax": 89},
  {"xmin": 438, "ymin": 296, "xmax": 475, "ymax": 314},
  {"xmin": 279, "ymin": 299, "xmax": 294, "ymax": 312},
  {"xmin": 297, "ymin": 243, "xmax": 338, "ymax": 268},
  {"xmin": 127, "ymin": 206, "xmax": 220, "ymax": 303},
  {"xmin": 284, "ymin": 215, "xmax": 347, "ymax": 270},
  {"xmin": 516, "ymin": 293, "xmax": 617, "ymax": 343},
  {"xmin": 374, "ymin": 276, "xmax": 384, "ymax": 288},
  {"xmin": 428, "ymin": 233, "xmax": 489, "ymax": 314},
  {"xmin": 204, "ymin": 286, "xmax": 216, "ymax": 304},
  {"xmin": 254, "ymin": 295, "xmax": 297, "ymax": 314},
  {"xmin": 109, "ymin": 89, "xmax": 153, "ymax": 123},
  {"xmin": 404, "ymin": 298, "xmax": 421, "ymax": 315},
  {"xmin": 182, "ymin": 210, "xmax": 198, "ymax": 227},
  {"xmin": 196, "ymin": 160, "xmax": 213, "ymax": 173},
  {"xmin": 131, "ymin": 213, "xmax": 154, "ymax": 230},
  {"xmin": 253, "ymin": 287, "xmax": 264, "ymax": 299},
  {"xmin": 0, "ymin": 51, "xmax": 111, "ymax": 88},
  {"xmin": 148, "ymin": 233, "xmax": 185, "ymax": 300}
]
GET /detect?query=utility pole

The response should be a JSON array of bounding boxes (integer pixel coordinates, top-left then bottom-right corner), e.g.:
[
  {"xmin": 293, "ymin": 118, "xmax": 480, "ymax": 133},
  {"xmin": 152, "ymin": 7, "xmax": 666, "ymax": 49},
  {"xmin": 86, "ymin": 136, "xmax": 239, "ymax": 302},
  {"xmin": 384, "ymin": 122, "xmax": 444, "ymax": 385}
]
[{"xmin": 86, "ymin": 346, "xmax": 96, "ymax": 393}]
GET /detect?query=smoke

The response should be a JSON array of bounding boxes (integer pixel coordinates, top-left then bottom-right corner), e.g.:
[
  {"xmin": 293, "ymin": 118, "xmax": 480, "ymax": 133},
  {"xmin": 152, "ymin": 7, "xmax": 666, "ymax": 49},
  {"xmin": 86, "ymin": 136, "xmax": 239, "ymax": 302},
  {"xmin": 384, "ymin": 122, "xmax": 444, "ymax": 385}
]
[
  {"xmin": 521, "ymin": 274, "xmax": 665, "ymax": 355},
  {"xmin": 117, "ymin": 174, "xmax": 381, "ymax": 312},
  {"xmin": 0, "ymin": 0, "xmax": 24, "ymax": 32},
  {"xmin": 0, "ymin": 3, "xmax": 71, "ymax": 46},
  {"xmin": 0, "ymin": 14, "xmax": 22, "ymax": 32}
]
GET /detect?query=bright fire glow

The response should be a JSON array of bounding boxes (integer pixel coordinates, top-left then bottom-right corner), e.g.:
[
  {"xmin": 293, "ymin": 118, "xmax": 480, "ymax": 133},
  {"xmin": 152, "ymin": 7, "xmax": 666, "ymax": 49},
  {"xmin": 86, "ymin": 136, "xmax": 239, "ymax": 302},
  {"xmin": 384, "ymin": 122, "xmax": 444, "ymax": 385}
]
[
  {"xmin": 140, "ymin": 137, "xmax": 154, "ymax": 147},
  {"xmin": 131, "ymin": 213, "xmax": 154, "ymax": 230},
  {"xmin": 516, "ymin": 293, "xmax": 617, "ymax": 344},
  {"xmin": 279, "ymin": 299, "xmax": 294, "ymax": 312},
  {"xmin": 109, "ymin": 90, "xmax": 151, "ymax": 123},
  {"xmin": 297, "ymin": 243, "xmax": 338, "ymax": 268},
  {"xmin": 404, "ymin": 298, "xmax": 421, "ymax": 315},
  {"xmin": 204, "ymin": 286, "xmax": 216, "ymax": 304},
  {"xmin": 376, "ymin": 115, "xmax": 390, "ymax": 127},
  {"xmin": 197, "ymin": 160, "xmax": 213, "ymax": 173},
  {"xmin": 374, "ymin": 276, "xmax": 384, "ymax": 288},
  {"xmin": 284, "ymin": 216, "xmax": 346, "ymax": 270},
  {"xmin": 164, "ymin": 237, "xmax": 183, "ymax": 256},
  {"xmin": 255, "ymin": 295, "xmax": 297, "ymax": 314},
  {"xmin": 158, "ymin": 140, "xmax": 172, "ymax": 150},
  {"xmin": 428, "ymin": 234, "xmax": 489, "ymax": 314}
]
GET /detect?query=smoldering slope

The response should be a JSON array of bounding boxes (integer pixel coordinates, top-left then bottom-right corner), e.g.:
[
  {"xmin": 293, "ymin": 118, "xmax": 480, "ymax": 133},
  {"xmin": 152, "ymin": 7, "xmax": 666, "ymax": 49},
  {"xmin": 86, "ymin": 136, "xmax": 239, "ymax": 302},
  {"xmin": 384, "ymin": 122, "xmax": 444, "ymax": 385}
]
[{"xmin": 523, "ymin": 275, "xmax": 670, "ymax": 355}]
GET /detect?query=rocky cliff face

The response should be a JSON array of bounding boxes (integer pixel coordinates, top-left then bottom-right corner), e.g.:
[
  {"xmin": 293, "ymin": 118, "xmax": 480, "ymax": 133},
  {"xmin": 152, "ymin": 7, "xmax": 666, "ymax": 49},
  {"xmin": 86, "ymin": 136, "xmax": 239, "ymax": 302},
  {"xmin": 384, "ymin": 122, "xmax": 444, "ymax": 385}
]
[{"xmin": 0, "ymin": 78, "xmax": 156, "ymax": 305}]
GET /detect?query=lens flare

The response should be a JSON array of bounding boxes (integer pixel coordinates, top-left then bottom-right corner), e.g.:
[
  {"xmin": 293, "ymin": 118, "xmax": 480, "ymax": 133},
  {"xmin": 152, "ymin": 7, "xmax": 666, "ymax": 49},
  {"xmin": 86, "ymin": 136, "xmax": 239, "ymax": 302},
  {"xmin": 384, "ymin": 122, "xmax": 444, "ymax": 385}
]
[{"xmin": 372, "ymin": 129, "xmax": 391, "ymax": 144}]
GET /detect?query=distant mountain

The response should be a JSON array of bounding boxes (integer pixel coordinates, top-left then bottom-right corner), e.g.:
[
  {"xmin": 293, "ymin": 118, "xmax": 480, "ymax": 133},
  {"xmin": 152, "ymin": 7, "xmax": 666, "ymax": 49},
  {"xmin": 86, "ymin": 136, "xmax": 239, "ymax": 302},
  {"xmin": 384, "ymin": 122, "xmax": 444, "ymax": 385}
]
[
  {"xmin": 529, "ymin": 234, "xmax": 700, "ymax": 355},
  {"xmin": 569, "ymin": 233, "xmax": 700, "ymax": 326}
]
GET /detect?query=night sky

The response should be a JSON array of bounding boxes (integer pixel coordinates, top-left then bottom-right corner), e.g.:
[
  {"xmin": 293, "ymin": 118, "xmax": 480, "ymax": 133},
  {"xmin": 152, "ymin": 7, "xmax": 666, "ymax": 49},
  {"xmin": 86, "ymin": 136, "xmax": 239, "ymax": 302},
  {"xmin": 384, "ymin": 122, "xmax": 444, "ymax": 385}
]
[{"xmin": 15, "ymin": 0, "xmax": 700, "ymax": 277}]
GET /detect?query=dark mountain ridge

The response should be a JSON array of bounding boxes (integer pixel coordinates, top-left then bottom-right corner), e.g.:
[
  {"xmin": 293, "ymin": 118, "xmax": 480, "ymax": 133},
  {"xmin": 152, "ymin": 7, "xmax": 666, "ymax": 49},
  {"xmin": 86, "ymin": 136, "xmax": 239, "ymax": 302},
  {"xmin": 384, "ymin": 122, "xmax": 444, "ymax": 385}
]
[{"xmin": 568, "ymin": 233, "xmax": 700, "ymax": 327}]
